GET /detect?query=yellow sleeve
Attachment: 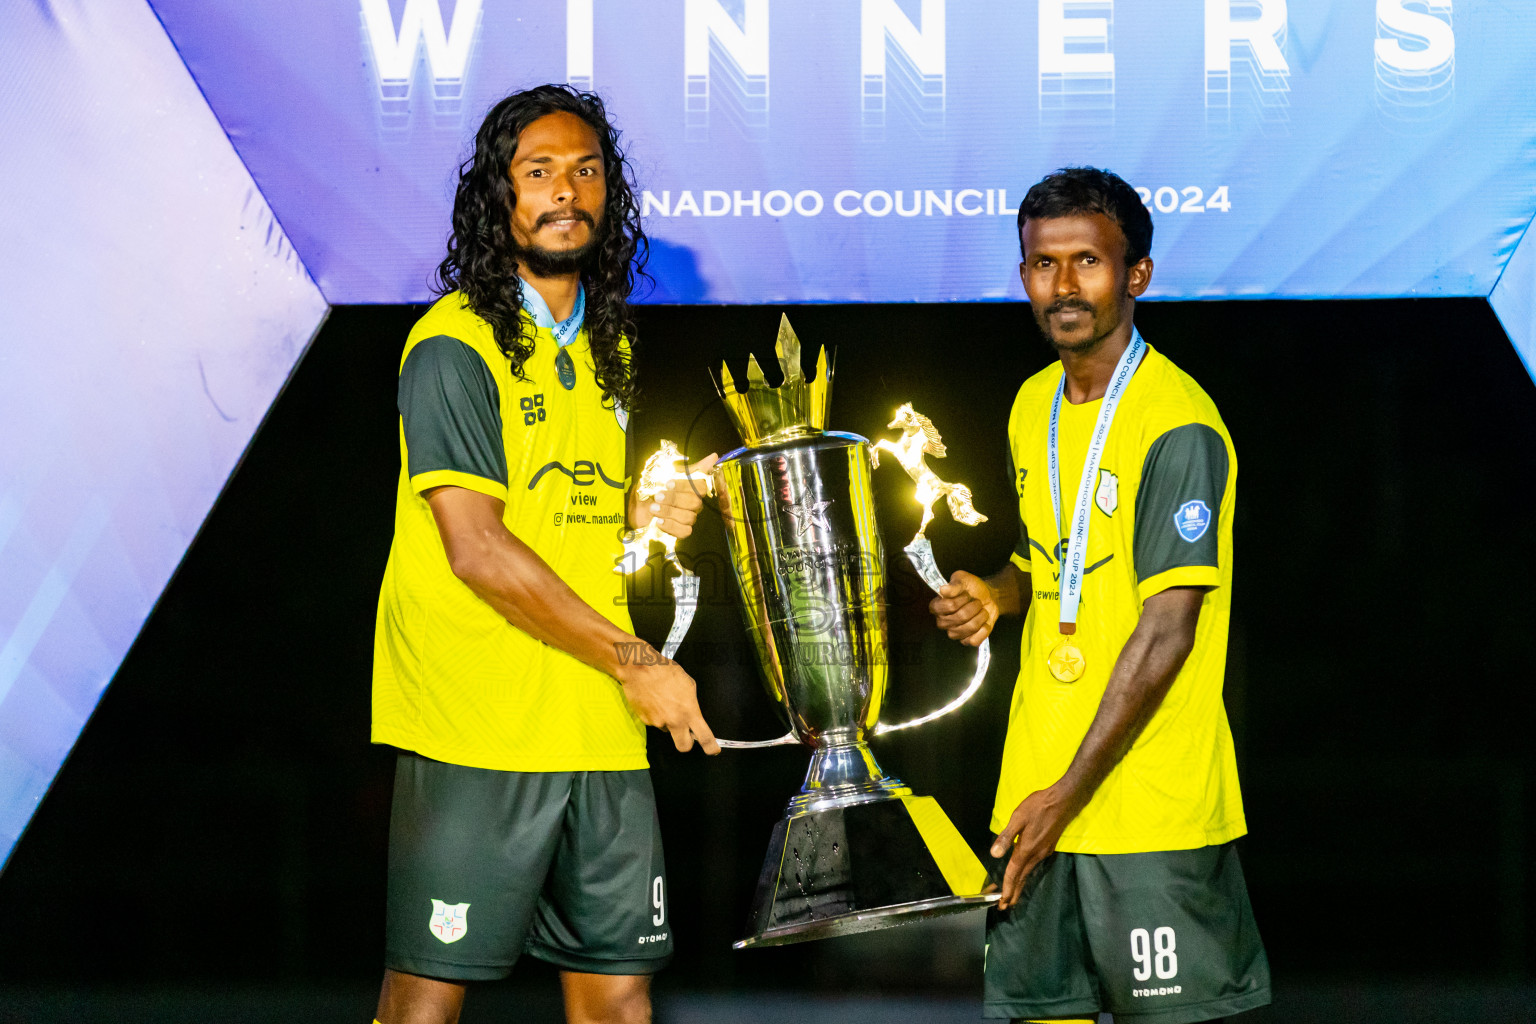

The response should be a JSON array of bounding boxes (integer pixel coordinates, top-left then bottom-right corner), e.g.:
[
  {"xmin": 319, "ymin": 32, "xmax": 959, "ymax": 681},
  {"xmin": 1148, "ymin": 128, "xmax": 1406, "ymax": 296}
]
[
  {"xmin": 1137, "ymin": 564, "xmax": 1220, "ymax": 602},
  {"xmin": 409, "ymin": 469, "xmax": 508, "ymax": 502}
]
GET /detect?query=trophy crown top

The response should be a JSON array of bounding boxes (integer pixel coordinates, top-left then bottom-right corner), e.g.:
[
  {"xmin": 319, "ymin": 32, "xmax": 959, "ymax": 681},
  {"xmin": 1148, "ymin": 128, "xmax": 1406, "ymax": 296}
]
[{"xmin": 715, "ymin": 314, "xmax": 835, "ymax": 447}]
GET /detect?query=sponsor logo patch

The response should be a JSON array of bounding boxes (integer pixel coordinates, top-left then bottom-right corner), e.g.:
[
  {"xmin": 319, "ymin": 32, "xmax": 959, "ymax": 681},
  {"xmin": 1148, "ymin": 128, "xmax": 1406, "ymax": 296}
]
[
  {"xmin": 1174, "ymin": 500, "xmax": 1211, "ymax": 542},
  {"xmin": 428, "ymin": 899, "xmax": 469, "ymax": 944},
  {"xmin": 528, "ymin": 459, "xmax": 626, "ymax": 490}
]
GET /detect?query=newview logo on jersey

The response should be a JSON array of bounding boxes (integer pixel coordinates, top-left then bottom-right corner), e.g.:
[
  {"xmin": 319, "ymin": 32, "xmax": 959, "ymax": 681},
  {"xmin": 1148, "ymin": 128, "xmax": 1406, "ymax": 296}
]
[
  {"xmin": 360, "ymin": 0, "xmax": 1455, "ymax": 128},
  {"xmin": 528, "ymin": 459, "xmax": 626, "ymax": 490}
]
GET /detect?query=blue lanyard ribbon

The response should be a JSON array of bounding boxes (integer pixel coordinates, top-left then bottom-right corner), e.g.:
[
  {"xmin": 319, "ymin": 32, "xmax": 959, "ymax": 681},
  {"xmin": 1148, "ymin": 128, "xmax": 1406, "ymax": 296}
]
[
  {"xmin": 1047, "ymin": 329, "xmax": 1146, "ymax": 634},
  {"xmin": 520, "ymin": 281, "xmax": 586, "ymax": 348},
  {"xmin": 552, "ymin": 285, "xmax": 585, "ymax": 349}
]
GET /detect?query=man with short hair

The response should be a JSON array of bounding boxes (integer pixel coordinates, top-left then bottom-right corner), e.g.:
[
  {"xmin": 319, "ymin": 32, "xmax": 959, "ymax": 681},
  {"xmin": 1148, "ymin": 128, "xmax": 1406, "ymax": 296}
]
[
  {"xmin": 371, "ymin": 84, "xmax": 718, "ymax": 1024},
  {"xmin": 930, "ymin": 167, "xmax": 1271, "ymax": 1024}
]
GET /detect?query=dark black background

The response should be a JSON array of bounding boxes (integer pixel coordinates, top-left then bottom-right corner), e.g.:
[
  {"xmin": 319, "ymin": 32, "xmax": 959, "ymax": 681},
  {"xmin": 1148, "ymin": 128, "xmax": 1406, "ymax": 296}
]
[{"xmin": 2, "ymin": 297, "xmax": 1533, "ymax": 997}]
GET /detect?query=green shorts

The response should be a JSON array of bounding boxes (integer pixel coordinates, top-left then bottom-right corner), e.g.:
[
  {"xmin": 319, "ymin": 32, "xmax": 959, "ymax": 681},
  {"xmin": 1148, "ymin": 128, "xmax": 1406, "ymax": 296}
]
[
  {"xmin": 385, "ymin": 752, "xmax": 672, "ymax": 981},
  {"xmin": 983, "ymin": 842, "xmax": 1271, "ymax": 1024}
]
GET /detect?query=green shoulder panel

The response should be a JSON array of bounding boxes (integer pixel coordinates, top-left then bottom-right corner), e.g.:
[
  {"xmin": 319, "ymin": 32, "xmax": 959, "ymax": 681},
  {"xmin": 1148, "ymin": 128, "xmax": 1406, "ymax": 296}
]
[
  {"xmin": 1132, "ymin": 422, "xmax": 1228, "ymax": 581},
  {"xmin": 399, "ymin": 335, "xmax": 508, "ymax": 487}
]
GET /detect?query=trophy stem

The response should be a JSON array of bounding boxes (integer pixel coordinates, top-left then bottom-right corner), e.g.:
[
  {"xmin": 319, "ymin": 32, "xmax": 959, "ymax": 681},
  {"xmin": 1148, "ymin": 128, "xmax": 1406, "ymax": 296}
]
[{"xmin": 788, "ymin": 731, "xmax": 911, "ymax": 814}]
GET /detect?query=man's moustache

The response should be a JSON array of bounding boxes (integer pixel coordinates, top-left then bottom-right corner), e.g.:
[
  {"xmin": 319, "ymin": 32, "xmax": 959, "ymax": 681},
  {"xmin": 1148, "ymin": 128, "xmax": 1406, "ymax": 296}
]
[
  {"xmin": 536, "ymin": 210, "xmax": 596, "ymax": 229},
  {"xmin": 1046, "ymin": 301, "xmax": 1095, "ymax": 316}
]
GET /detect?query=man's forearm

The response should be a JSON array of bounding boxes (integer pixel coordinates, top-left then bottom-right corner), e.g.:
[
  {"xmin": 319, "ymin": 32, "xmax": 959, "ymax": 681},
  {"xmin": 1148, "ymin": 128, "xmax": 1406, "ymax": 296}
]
[
  {"xmin": 437, "ymin": 502, "xmax": 641, "ymax": 679},
  {"xmin": 1050, "ymin": 589, "xmax": 1202, "ymax": 816},
  {"xmin": 986, "ymin": 563, "xmax": 1030, "ymax": 618}
]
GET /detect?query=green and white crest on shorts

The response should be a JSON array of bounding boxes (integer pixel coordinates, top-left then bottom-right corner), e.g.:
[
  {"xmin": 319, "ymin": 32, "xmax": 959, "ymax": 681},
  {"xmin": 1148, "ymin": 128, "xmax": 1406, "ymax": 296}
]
[{"xmin": 429, "ymin": 899, "xmax": 470, "ymax": 944}]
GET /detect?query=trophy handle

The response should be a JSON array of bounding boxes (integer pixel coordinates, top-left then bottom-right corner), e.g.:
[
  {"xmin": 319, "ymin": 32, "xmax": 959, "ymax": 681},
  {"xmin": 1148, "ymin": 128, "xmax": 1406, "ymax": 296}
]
[
  {"xmin": 659, "ymin": 572, "xmax": 699, "ymax": 661},
  {"xmin": 872, "ymin": 537, "xmax": 991, "ymax": 736},
  {"xmin": 615, "ymin": 441, "xmax": 711, "ymax": 661},
  {"xmin": 659, "ymin": 573, "xmax": 798, "ymax": 749},
  {"xmin": 659, "ymin": 571, "xmax": 798, "ymax": 749},
  {"xmin": 718, "ymin": 732, "xmax": 799, "ymax": 750}
]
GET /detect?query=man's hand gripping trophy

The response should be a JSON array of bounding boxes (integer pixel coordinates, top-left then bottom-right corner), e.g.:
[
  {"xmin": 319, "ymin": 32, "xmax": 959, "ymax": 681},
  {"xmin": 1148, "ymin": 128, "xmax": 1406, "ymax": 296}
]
[{"xmin": 616, "ymin": 440, "xmax": 718, "ymax": 661}]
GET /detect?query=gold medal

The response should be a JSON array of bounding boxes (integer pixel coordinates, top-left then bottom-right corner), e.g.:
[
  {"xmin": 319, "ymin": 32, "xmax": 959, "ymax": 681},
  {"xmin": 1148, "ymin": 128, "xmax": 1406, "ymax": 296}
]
[{"xmin": 1047, "ymin": 637, "xmax": 1086, "ymax": 683}]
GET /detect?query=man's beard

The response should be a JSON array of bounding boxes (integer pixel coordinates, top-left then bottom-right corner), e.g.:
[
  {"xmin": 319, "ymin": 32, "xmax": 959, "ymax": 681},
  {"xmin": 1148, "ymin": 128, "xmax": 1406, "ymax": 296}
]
[
  {"xmin": 515, "ymin": 209, "xmax": 605, "ymax": 277},
  {"xmin": 1034, "ymin": 298, "xmax": 1115, "ymax": 355}
]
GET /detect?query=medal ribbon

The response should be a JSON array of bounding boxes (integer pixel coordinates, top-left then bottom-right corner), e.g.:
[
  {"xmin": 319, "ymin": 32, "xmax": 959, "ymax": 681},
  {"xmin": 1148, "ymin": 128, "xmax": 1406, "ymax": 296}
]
[
  {"xmin": 520, "ymin": 281, "xmax": 587, "ymax": 346},
  {"xmin": 1047, "ymin": 328, "xmax": 1146, "ymax": 635},
  {"xmin": 551, "ymin": 284, "xmax": 585, "ymax": 349}
]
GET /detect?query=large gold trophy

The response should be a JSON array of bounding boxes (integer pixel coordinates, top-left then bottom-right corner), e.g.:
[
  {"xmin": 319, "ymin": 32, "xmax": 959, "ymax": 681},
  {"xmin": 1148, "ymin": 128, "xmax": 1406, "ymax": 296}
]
[{"xmin": 700, "ymin": 316, "xmax": 996, "ymax": 948}]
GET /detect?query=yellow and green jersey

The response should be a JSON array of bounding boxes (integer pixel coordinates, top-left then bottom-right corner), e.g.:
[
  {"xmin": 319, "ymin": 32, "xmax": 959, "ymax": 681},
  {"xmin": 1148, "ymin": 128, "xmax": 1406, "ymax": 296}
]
[
  {"xmin": 995, "ymin": 341, "xmax": 1246, "ymax": 854},
  {"xmin": 372, "ymin": 291, "xmax": 644, "ymax": 772}
]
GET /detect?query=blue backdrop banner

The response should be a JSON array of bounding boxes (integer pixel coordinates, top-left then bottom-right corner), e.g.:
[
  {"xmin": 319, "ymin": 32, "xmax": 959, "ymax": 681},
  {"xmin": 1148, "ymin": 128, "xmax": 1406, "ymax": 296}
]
[{"xmin": 146, "ymin": 1, "xmax": 1536, "ymax": 306}]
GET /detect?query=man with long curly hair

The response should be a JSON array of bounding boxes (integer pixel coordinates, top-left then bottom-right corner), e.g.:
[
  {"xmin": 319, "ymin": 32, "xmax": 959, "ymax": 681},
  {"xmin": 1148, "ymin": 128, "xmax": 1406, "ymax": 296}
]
[{"xmin": 371, "ymin": 84, "xmax": 719, "ymax": 1024}]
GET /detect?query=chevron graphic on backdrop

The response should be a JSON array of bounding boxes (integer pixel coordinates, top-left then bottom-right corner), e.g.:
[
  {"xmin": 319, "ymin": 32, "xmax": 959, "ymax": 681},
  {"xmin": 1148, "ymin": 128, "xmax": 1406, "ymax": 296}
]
[
  {"xmin": 1491, "ymin": 214, "xmax": 1536, "ymax": 383},
  {"xmin": 0, "ymin": 0, "xmax": 327, "ymax": 868}
]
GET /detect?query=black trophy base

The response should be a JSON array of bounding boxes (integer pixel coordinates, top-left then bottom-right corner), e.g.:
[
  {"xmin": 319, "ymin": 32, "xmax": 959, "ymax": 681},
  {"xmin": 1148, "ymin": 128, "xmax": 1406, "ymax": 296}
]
[{"xmin": 734, "ymin": 794, "xmax": 996, "ymax": 949}]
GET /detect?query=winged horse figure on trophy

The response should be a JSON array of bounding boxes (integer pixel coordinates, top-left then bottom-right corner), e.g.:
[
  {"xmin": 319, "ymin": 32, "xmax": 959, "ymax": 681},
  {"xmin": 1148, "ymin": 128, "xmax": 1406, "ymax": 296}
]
[
  {"xmin": 870, "ymin": 404, "xmax": 988, "ymax": 539},
  {"xmin": 615, "ymin": 439, "xmax": 712, "ymax": 574},
  {"xmin": 613, "ymin": 439, "xmax": 716, "ymax": 661}
]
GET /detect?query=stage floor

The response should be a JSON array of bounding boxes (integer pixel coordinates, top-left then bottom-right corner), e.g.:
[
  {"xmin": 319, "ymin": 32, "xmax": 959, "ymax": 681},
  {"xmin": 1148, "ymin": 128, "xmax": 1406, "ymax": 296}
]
[{"xmin": 1, "ymin": 983, "xmax": 1532, "ymax": 1024}]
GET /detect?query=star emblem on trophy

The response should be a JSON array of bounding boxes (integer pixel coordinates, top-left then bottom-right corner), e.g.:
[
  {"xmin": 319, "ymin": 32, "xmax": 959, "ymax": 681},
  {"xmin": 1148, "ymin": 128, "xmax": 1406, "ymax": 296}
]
[{"xmin": 783, "ymin": 498, "xmax": 833, "ymax": 536}]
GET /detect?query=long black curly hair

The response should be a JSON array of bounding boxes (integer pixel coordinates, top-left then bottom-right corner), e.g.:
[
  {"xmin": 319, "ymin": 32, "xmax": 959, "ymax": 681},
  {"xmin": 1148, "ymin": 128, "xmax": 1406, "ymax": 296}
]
[{"xmin": 435, "ymin": 84, "xmax": 647, "ymax": 409}]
